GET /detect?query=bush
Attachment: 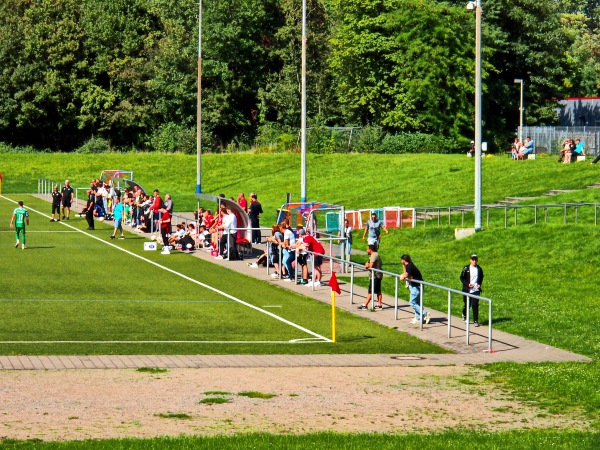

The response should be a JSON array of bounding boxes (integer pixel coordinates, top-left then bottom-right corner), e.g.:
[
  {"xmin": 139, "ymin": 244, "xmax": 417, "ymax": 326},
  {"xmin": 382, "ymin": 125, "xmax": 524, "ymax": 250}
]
[
  {"xmin": 351, "ymin": 125, "xmax": 384, "ymax": 153},
  {"xmin": 149, "ymin": 123, "xmax": 196, "ymax": 154},
  {"xmin": 307, "ymin": 127, "xmax": 349, "ymax": 154},
  {"xmin": 379, "ymin": 133, "xmax": 461, "ymax": 154},
  {"xmin": 0, "ymin": 142, "xmax": 50, "ymax": 153},
  {"xmin": 75, "ymin": 137, "xmax": 111, "ymax": 154}
]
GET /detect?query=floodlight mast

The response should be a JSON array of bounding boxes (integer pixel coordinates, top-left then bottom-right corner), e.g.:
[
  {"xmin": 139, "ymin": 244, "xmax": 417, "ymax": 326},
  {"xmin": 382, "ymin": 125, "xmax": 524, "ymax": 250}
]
[
  {"xmin": 300, "ymin": 0, "xmax": 307, "ymax": 202},
  {"xmin": 468, "ymin": 0, "xmax": 483, "ymax": 231},
  {"xmin": 196, "ymin": 0, "xmax": 203, "ymax": 195}
]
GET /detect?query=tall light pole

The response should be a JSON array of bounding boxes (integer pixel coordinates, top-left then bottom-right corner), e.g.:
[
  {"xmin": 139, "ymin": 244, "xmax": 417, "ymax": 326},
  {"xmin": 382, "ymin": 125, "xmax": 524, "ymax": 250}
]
[
  {"xmin": 514, "ymin": 78, "xmax": 524, "ymax": 144},
  {"xmin": 467, "ymin": 0, "xmax": 482, "ymax": 231},
  {"xmin": 196, "ymin": 0, "xmax": 203, "ymax": 195},
  {"xmin": 300, "ymin": 0, "xmax": 307, "ymax": 203}
]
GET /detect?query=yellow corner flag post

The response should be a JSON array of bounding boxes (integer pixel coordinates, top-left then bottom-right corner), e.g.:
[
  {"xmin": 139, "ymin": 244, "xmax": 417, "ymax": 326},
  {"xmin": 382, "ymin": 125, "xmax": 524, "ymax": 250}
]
[
  {"xmin": 331, "ymin": 290, "xmax": 336, "ymax": 343},
  {"xmin": 328, "ymin": 272, "xmax": 341, "ymax": 343}
]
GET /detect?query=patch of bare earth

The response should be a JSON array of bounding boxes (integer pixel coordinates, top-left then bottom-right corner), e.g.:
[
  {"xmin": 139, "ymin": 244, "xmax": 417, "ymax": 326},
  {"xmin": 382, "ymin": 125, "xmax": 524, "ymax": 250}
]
[{"xmin": 0, "ymin": 365, "xmax": 588, "ymax": 442}]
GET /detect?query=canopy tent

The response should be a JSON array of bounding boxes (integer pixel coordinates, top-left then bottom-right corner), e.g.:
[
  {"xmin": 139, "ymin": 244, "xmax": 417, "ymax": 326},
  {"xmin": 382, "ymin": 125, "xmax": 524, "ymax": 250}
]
[{"xmin": 276, "ymin": 201, "xmax": 345, "ymax": 235}]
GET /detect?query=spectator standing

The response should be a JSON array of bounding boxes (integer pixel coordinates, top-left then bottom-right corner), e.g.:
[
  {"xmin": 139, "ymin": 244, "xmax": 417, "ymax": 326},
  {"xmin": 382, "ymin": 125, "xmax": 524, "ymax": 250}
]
[
  {"xmin": 248, "ymin": 193, "xmax": 263, "ymax": 244},
  {"xmin": 60, "ymin": 180, "xmax": 74, "ymax": 220},
  {"xmin": 460, "ymin": 254, "xmax": 484, "ymax": 327},
  {"xmin": 357, "ymin": 245, "xmax": 383, "ymax": 310},
  {"xmin": 50, "ymin": 185, "xmax": 62, "ymax": 222},
  {"xmin": 467, "ymin": 140, "xmax": 475, "ymax": 157},
  {"xmin": 301, "ymin": 232, "xmax": 325, "ymax": 287},
  {"xmin": 10, "ymin": 200, "xmax": 29, "ymax": 250},
  {"xmin": 281, "ymin": 222, "xmax": 296, "ymax": 281},
  {"xmin": 218, "ymin": 205, "xmax": 240, "ymax": 260},
  {"xmin": 84, "ymin": 190, "xmax": 96, "ymax": 230},
  {"xmin": 237, "ymin": 192, "xmax": 248, "ymax": 211},
  {"xmin": 362, "ymin": 212, "xmax": 388, "ymax": 250},
  {"xmin": 158, "ymin": 208, "xmax": 172, "ymax": 254},
  {"xmin": 110, "ymin": 197, "xmax": 125, "ymax": 240},
  {"xmin": 342, "ymin": 219, "xmax": 353, "ymax": 260},
  {"xmin": 150, "ymin": 189, "xmax": 163, "ymax": 231},
  {"xmin": 400, "ymin": 254, "xmax": 430, "ymax": 324},
  {"xmin": 266, "ymin": 224, "xmax": 283, "ymax": 278}
]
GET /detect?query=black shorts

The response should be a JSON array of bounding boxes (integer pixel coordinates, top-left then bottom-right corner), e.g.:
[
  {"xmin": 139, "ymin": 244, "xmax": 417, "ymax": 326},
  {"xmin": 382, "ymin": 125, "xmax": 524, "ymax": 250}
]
[
  {"xmin": 270, "ymin": 252, "xmax": 279, "ymax": 264},
  {"xmin": 61, "ymin": 200, "xmax": 71, "ymax": 207},
  {"xmin": 313, "ymin": 255, "xmax": 324, "ymax": 267},
  {"xmin": 297, "ymin": 254, "xmax": 308, "ymax": 266},
  {"xmin": 367, "ymin": 277, "xmax": 382, "ymax": 295},
  {"xmin": 52, "ymin": 204, "xmax": 61, "ymax": 214}
]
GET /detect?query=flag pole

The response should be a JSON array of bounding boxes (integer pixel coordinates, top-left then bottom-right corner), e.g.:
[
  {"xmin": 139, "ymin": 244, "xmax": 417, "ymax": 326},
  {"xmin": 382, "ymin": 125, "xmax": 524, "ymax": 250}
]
[{"xmin": 331, "ymin": 291, "xmax": 336, "ymax": 343}]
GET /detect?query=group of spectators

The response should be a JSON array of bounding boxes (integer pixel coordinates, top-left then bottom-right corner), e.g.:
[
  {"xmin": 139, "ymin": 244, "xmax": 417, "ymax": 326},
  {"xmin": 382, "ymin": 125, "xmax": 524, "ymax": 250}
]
[
  {"xmin": 558, "ymin": 138, "xmax": 586, "ymax": 163},
  {"xmin": 510, "ymin": 137, "xmax": 535, "ymax": 159}
]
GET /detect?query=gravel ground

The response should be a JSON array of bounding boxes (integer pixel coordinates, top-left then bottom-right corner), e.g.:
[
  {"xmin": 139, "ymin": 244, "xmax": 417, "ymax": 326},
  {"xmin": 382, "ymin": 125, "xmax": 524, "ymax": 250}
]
[{"xmin": 0, "ymin": 365, "xmax": 588, "ymax": 442}]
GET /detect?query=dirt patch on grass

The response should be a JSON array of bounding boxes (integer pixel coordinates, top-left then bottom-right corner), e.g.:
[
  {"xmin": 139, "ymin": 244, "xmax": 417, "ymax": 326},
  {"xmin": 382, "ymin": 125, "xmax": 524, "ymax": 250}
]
[{"xmin": 0, "ymin": 366, "xmax": 588, "ymax": 441}]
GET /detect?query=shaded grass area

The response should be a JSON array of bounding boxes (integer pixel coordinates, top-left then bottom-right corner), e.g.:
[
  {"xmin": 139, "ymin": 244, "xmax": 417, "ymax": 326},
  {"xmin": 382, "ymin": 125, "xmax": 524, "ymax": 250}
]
[
  {"xmin": 0, "ymin": 195, "xmax": 445, "ymax": 356},
  {"xmin": 0, "ymin": 430, "xmax": 598, "ymax": 449}
]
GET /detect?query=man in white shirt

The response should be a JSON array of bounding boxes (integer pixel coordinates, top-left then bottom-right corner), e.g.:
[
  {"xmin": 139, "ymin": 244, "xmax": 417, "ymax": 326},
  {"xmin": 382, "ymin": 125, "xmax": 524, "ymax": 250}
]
[{"xmin": 218, "ymin": 205, "xmax": 240, "ymax": 260}]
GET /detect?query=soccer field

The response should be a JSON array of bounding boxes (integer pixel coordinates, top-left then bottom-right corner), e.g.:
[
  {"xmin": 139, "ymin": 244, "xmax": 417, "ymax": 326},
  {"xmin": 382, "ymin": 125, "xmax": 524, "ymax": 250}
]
[{"xmin": 0, "ymin": 195, "xmax": 447, "ymax": 356}]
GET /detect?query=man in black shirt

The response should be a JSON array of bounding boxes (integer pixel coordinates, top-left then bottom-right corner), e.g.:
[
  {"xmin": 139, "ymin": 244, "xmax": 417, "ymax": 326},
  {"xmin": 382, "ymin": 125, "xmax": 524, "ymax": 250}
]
[
  {"xmin": 85, "ymin": 190, "xmax": 95, "ymax": 230},
  {"xmin": 248, "ymin": 193, "xmax": 263, "ymax": 244},
  {"xmin": 60, "ymin": 180, "xmax": 74, "ymax": 220},
  {"xmin": 400, "ymin": 254, "xmax": 430, "ymax": 325},
  {"xmin": 50, "ymin": 185, "xmax": 62, "ymax": 222}
]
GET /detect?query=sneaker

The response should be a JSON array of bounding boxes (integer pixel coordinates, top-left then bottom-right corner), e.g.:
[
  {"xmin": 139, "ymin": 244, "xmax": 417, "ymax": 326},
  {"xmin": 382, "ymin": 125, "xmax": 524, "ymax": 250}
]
[
  {"xmin": 22, "ymin": 245, "xmax": 26, "ymax": 250},
  {"xmin": 313, "ymin": 281, "xmax": 321, "ymax": 287},
  {"xmin": 119, "ymin": 236, "xmax": 125, "ymax": 240},
  {"xmin": 249, "ymin": 263, "xmax": 259, "ymax": 268},
  {"xmin": 62, "ymin": 216, "xmax": 65, "ymax": 219},
  {"xmin": 57, "ymin": 219, "xmax": 60, "ymax": 222},
  {"xmin": 15, "ymin": 241, "xmax": 19, "ymax": 248},
  {"xmin": 374, "ymin": 305, "xmax": 383, "ymax": 310},
  {"xmin": 283, "ymin": 278, "xmax": 292, "ymax": 282},
  {"xmin": 424, "ymin": 313, "xmax": 431, "ymax": 325},
  {"xmin": 110, "ymin": 236, "xmax": 115, "ymax": 240},
  {"xmin": 271, "ymin": 273, "xmax": 279, "ymax": 278},
  {"xmin": 50, "ymin": 219, "xmax": 55, "ymax": 222},
  {"xmin": 462, "ymin": 314, "xmax": 466, "ymax": 321},
  {"xmin": 410, "ymin": 318, "xmax": 419, "ymax": 324},
  {"xmin": 299, "ymin": 280, "xmax": 308, "ymax": 285},
  {"xmin": 474, "ymin": 321, "xmax": 480, "ymax": 327},
  {"xmin": 215, "ymin": 255, "xmax": 223, "ymax": 260},
  {"xmin": 161, "ymin": 248, "xmax": 170, "ymax": 254},
  {"xmin": 357, "ymin": 305, "xmax": 367, "ymax": 310}
]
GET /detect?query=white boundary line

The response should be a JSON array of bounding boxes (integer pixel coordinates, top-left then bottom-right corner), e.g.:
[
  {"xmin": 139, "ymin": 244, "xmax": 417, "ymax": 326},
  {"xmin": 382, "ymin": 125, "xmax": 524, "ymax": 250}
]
[
  {"xmin": 0, "ymin": 340, "xmax": 324, "ymax": 344},
  {"xmin": 2, "ymin": 195, "xmax": 332, "ymax": 343}
]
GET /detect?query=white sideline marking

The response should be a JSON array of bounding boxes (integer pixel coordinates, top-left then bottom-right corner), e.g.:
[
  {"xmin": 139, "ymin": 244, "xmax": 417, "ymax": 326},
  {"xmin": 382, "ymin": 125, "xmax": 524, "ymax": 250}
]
[
  {"xmin": 1, "ymin": 196, "xmax": 332, "ymax": 343},
  {"xmin": 1, "ymin": 340, "xmax": 323, "ymax": 344},
  {"xmin": 0, "ymin": 230, "xmax": 78, "ymax": 233},
  {"xmin": 0, "ymin": 299, "xmax": 236, "ymax": 304}
]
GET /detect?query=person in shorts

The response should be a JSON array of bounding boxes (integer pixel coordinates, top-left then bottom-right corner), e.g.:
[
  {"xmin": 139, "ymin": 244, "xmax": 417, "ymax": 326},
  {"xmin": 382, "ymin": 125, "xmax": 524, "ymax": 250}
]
[
  {"xmin": 299, "ymin": 231, "xmax": 325, "ymax": 287},
  {"xmin": 50, "ymin": 185, "xmax": 62, "ymax": 222},
  {"xmin": 61, "ymin": 180, "xmax": 74, "ymax": 220},
  {"xmin": 362, "ymin": 212, "xmax": 388, "ymax": 250},
  {"xmin": 358, "ymin": 245, "xmax": 383, "ymax": 310},
  {"xmin": 10, "ymin": 201, "xmax": 29, "ymax": 250},
  {"xmin": 110, "ymin": 197, "xmax": 125, "ymax": 240}
]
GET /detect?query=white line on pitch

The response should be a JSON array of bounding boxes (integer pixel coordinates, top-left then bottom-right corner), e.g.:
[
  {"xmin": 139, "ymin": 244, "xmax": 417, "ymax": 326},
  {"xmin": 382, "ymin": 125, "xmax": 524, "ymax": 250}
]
[
  {"xmin": 0, "ymin": 340, "xmax": 327, "ymax": 344},
  {"xmin": 1, "ymin": 195, "xmax": 333, "ymax": 343}
]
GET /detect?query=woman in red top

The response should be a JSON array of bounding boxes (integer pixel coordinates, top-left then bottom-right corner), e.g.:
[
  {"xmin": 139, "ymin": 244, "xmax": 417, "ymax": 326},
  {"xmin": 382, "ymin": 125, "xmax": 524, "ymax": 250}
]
[{"xmin": 299, "ymin": 233, "xmax": 325, "ymax": 287}]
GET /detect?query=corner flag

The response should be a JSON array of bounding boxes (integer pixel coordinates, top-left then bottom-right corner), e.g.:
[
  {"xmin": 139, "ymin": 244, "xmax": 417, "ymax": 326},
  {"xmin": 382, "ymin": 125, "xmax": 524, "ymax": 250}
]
[{"xmin": 328, "ymin": 272, "xmax": 341, "ymax": 294}]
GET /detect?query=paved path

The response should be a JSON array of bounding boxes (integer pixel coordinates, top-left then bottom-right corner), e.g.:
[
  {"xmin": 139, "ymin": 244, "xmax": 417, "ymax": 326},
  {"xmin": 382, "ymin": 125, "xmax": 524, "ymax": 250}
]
[{"xmin": 7, "ymin": 197, "xmax": 589, "ymax": 371}]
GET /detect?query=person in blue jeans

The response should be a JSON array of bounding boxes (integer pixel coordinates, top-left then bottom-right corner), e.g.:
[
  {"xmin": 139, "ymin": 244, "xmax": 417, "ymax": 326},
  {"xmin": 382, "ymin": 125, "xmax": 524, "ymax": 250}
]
[
  {"xmin": 400, "ymin": 254, "xmax": 430, "ymax": 325},
  {"xmin": 280, "ymin": 222, "xmax": 296, "ymax": 281}
]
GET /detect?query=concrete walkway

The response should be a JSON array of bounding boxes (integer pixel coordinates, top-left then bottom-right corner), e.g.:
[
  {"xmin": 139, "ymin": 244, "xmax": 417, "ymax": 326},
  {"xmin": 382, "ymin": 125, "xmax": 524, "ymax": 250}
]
[{"xmin": 8, "ymin": 199, "xmax": 589, "ymax": 371}]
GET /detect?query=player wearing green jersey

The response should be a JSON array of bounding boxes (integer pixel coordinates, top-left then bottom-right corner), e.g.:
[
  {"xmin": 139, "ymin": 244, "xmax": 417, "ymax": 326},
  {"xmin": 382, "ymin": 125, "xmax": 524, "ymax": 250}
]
[{"xmin": 10, "ymin": 201, "xmax": 29, "ymax": 250}]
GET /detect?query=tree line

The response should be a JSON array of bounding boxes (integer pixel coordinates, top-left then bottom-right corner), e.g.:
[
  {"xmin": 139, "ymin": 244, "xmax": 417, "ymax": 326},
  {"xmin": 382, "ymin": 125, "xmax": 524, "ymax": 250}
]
[{"xmin": 0, "ymin": 0, "xmax": 598, "ymax": 153}]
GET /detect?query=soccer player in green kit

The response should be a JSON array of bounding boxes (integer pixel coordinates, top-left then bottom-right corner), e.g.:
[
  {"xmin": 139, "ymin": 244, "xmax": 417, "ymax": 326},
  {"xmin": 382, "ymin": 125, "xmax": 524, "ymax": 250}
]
[{"xmin": 10, "ymin": 201, "xmax": 29, "ymax": 250}]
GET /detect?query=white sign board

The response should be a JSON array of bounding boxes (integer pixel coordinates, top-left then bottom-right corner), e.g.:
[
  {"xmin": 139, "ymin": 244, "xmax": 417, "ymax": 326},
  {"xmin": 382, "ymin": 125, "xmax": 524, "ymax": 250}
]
[{"xmin": 144, "ymin": 242, "xmax": 157, "ymax": 251}]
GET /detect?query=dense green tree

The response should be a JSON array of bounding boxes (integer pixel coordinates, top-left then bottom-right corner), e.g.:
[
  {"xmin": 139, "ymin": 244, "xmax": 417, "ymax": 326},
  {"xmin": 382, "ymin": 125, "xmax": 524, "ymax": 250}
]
[
  {"xmin": 328, "ymin": 0, "xmax": 474, "ymax": 138},
  {"xmin": 258, "ymin": 0, "xmax": 337, "ymax": 128}
]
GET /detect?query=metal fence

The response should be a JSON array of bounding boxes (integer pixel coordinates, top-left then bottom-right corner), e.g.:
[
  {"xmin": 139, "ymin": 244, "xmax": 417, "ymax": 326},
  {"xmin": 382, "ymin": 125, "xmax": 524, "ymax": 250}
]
[
  {"xmin": 415, "ymin": 202, "xmax": 600, "ymax": 228},
  {"xmin": 519, "ymin": 126, "xmax": 600, "ymax": 156}
]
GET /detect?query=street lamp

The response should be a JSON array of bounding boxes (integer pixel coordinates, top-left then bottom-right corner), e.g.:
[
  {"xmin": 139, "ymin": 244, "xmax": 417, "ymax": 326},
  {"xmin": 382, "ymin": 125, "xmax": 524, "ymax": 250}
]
[
  {"xmin": 467, "ymin": 0, "xmax": 482, "ymax": 230},
  {"xmin": 514, "ymin": 79, "xmax": 524, "ymax": 144}
]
